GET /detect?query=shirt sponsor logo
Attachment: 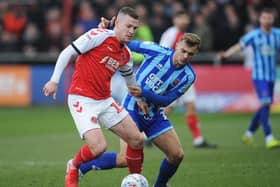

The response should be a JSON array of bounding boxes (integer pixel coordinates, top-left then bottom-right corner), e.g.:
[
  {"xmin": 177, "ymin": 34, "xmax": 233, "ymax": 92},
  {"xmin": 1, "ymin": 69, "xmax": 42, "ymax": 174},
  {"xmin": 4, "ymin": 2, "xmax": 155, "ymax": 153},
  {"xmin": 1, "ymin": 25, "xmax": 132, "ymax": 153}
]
[
  {"xmin": 261, "ymin": 45, "xmax": 275, "ymax": 56},
  {"xmin": 145, "ymin": 73, "xmax": 163, "ymax": 92},
  {"xmin": 99, "ymin": 56, "xmax": 120, "ymax": 72}
]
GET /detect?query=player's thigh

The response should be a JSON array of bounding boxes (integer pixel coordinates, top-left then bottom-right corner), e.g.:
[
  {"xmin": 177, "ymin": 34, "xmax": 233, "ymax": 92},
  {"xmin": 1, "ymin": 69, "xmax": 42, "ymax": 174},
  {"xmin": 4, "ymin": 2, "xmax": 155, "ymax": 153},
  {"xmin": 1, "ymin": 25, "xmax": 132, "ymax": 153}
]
[
  {"xmin": 109, "ymin": 115, "xmax": 143, "ymax": 144},
  {"xmin": 98, "ymin": 100, "xmax": 142, "ymax": 146},
  {"xmin": 152, "ymin": 129, "xmax": 183, "ymax": 161}
]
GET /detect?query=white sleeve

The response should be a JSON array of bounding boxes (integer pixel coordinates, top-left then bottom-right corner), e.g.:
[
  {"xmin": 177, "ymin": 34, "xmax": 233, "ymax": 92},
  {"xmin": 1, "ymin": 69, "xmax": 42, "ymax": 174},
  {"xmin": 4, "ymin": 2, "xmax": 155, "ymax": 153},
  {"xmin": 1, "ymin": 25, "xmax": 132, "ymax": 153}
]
[
  {"xmin": 159, "ymin": 29, "xmax": 176, "ymax": 48},
  {"xmin": 50, "ymin": 45, "xmax": 78, "ymax": 83},
  {"xmin": 72, "ymin": 28, "xmax": 113, "ymax": 54},
  {"xmin": 119, "ymin": 55, "xmax": 138, "ymax": 87}
]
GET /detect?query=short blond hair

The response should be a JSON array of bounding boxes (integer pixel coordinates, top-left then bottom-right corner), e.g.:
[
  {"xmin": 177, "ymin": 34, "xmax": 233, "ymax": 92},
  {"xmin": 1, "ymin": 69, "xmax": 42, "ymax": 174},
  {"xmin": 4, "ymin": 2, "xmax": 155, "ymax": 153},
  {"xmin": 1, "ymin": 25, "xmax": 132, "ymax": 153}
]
[{"xmin": 180, "ymin": 33, "xmax": 201, "ymax": 48}]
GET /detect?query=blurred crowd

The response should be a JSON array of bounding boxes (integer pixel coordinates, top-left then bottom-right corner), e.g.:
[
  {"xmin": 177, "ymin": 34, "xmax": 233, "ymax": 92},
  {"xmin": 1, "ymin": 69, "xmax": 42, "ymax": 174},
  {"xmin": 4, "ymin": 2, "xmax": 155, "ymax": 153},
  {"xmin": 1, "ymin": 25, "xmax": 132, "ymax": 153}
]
[{"xmin": 0, "ymin": 0, "xmax": 280, "ymax": 56}]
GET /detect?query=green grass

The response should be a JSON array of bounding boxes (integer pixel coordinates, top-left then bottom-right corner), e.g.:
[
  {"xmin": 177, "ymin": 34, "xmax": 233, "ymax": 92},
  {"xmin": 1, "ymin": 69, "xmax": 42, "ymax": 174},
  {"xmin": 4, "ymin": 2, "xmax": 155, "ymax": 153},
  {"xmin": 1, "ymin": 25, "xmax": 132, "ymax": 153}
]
[{"xmin": 1, "ymin": 106, "xmax": 280, "ymax": 187}]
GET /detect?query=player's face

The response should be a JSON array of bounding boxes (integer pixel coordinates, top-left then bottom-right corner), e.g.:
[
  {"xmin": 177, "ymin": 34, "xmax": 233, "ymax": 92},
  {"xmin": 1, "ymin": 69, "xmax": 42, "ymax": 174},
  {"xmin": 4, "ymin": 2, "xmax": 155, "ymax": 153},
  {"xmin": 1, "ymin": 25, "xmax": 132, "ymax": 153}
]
[
  {"xmin": 115, "ymin": 15, "xmax": 139, "ymax": 43},
  {"xmin": 259, "ymin": 12, "xmax": 274, "ymax": 30},
  {"xmin": 173, "ymin": 41, "xmax": 198, "ymax": 68}
]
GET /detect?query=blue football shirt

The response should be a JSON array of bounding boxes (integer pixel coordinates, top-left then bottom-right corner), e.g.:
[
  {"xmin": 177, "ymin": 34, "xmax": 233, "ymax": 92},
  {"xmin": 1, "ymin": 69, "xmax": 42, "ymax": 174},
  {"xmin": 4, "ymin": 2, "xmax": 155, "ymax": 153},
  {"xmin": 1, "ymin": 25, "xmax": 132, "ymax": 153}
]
[
  {"xmin": 240, "ymin": 27, "xmax": 280, "ymax": 81},
  {"xmin": 122, "ymin": 40, "xmax": 195, "ymax": 117}
]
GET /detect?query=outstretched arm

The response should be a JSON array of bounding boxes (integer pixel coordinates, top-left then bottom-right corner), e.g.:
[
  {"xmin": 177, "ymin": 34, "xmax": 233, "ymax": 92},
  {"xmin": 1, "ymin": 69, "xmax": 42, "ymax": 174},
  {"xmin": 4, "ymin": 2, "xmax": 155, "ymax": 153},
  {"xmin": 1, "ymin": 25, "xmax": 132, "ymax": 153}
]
[
  {"xmin": 43, "ymin": 45, "xmax": 78, "ymax": 99},
  {"xmin": 223, "ymin": 43, "xmax": 242, "ymax": 58},
  {"xmin": 217, "ymin": 43, "xmax": 242, "ymax": 60}
]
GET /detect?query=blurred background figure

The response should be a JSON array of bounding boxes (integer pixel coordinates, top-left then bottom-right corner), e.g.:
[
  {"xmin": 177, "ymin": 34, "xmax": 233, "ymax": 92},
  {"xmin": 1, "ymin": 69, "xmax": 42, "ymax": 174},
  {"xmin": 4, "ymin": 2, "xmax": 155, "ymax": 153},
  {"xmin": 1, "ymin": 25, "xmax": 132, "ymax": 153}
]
[
  {"xmin": 38, "ymin": 6, "xmax": 64, "ymax": 55},
  {"xmin": 1, "ymin": 3, "xmax": 26, "ymax": 52},
  {"xmin": 160, "ymin": 9, "xmax": 217, "ymax": 148},
  {"xmin": 21, "ymin": 22, "xmax": 40, "ymax": 56},
  {"xmin": 218, "ymin": 8, "xmax": 280, "ymax": 149},
  {"xmin": 72, "ymin": 0, "xmax": 99, "ymax": 38},
  {"xmin": 192, "ymin": 11, "xmax": 213, "ymax": 52}
]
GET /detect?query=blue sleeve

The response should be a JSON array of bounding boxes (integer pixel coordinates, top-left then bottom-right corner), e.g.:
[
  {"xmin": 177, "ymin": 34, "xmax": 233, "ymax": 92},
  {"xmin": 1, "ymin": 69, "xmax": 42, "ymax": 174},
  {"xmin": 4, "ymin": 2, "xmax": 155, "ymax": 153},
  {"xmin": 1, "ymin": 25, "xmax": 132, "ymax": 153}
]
[
  {"xmin": 275, "ymin": 28, "xmax": 280, "ymax": 51},
  {"xmin": 127, "ymin": 40, "xmax": 141, "ymax": 52},
  {"xmin": 141, "ymin": 89, "xmax": 181, "ymax": 107},
  {"xmin": 240, "ymin": 30, "xmax": 256, "ymax": 48},
  {"xmin": 127, "ymin": 40, "xmax": 166, "ymax": 56}
]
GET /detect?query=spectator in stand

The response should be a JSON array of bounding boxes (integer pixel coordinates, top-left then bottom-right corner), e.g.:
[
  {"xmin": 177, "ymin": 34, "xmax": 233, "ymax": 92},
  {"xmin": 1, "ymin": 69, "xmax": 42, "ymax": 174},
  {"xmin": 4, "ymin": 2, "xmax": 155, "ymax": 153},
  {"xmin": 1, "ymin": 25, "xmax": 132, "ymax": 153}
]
[
  {"xmin": 22, "ymin": 22, "xmax": 40, "ymax": 56},
  {"xmin": 213, "ymin": 3, "xmax": 242, "ymax": 50},
  {"xmin": 133, "ymin": 3, "xmax": 154, "ymax": 65},
  {"xmin": 192, "ymin": 11, "xmax": 213, "ymax": 51},
  {"xmin": 1, "ymin": 3, "xmax": 27, "ymax": 51},
  {"xmin": 74, "ymin": 0, "xmax": 99, "ymax": 33},
  {"xmin": 39, "ymin": 7, "xmax": 64, "ymax": 55},
  {"xmin": 148, "ymin": 1, "xmax": 171, "ymax": 43}
]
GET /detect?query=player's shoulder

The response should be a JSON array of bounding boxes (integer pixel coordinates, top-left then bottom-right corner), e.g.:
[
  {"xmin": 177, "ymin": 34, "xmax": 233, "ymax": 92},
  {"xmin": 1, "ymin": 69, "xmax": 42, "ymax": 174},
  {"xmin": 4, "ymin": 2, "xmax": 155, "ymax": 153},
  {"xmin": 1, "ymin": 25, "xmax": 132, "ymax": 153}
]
[
  {"xmin": 85, "ymin": 28, "xmax": 114, "ymax": 39},
  {"xmin": 153, "ymin": 43, "xmax": 173, "ymax": 56},
  {"xmin": 271, "ymin": 27, "xmax": 280, "ymax": 34},
  {"xmin": 141, "ymin": 40, "xmax": 173, "ymax": 54},
  {"xmin": 163, "ymin": 26, "xmax": 178, "ymax": 34},
  {"xmin": 246, "ymin": 28, "xmax": 261, "ymax": 36},
  {"xmin": 241, "ymin": 28, "xmax": 260, "ymax": 41},
  {"xmin": 184, "ymin": 64, "xmax": 196, "ymax": 79}
]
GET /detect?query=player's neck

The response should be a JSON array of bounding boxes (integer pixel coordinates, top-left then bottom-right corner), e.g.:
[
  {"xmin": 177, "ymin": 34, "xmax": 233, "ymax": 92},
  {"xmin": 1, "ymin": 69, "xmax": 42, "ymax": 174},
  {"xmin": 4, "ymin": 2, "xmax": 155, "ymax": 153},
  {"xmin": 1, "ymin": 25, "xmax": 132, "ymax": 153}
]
[
  {"xmin": 261, "ymin": 26, "xmax": 271, "ymax": 34},
  {"xmin": 114, "ymin": 30, "xmax": 125, "ymax": 45}
]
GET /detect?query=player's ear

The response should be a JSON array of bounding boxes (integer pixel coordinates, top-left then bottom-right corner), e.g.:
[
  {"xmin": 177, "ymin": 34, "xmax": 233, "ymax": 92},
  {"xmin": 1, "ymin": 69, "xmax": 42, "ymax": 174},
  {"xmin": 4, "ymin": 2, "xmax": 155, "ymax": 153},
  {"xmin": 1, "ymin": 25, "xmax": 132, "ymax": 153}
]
[
  {"xmin": 175, "ymin": 42, "xmax": 179, "ymax": 50},
  {"xmin": 110, "ymin": 16, "xmax": 116, "ymax": 27}
]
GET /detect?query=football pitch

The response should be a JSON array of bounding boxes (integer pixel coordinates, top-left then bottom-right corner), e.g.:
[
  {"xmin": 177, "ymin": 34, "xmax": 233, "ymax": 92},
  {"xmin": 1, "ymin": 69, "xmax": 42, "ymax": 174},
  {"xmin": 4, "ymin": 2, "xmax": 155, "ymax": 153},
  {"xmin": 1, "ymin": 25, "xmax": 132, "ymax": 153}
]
[{"xmin": 0, "ymin": 106, "xmax": 280, "ymax": 187}]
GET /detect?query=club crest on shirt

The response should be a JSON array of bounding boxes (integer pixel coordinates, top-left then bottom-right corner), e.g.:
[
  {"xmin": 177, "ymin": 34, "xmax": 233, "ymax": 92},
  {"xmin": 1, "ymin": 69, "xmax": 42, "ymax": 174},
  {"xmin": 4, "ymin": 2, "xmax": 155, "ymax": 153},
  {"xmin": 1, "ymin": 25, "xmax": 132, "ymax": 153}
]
[
  {"xmin": 120, "ymin": 53, "xmax": 126, "ymax": 62},
  {"xmin": 171, "ymin": 79, "xmax": 179, "ymax": 87},
  {"xmin": 91, "ymin": 116, "xmax": 97, "ymax": 124}
]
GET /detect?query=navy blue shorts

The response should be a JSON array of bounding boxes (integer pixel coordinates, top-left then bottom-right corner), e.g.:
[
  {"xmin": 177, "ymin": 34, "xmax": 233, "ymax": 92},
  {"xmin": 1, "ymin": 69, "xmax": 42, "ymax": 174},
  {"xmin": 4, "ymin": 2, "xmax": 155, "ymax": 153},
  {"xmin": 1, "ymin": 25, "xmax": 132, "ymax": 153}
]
[
  {"xmin": 253, "ymin": 80, "xmax": 274, "ymax": 104},
  {"xmin": 127, "ymin": 109, "xmax": 173, "ymax": 140}
]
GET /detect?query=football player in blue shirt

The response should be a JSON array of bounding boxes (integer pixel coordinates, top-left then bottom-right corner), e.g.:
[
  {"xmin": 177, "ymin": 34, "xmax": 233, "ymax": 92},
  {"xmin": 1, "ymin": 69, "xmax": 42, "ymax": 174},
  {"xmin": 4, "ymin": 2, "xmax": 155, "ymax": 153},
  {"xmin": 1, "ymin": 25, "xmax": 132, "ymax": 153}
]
[
  {"xmin": 219, "ymin": 8, "xmax": 280, "ymax": 149},
  {"xmin": 78, "ymin": 18, "xmax": 201, "ymax": 187}
]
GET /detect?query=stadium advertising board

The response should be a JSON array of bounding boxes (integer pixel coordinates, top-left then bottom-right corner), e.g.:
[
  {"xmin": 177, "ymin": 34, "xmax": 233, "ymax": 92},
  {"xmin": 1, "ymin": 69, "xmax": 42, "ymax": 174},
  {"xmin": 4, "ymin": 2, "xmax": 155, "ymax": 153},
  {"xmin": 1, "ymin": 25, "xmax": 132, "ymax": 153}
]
[
  {"xmin": 0, "ymin": 65, "xmax": 31, "ymax": 106},
  {"xmin": 193, "ymin": 65, "xmax": 280, "ymax": 113}
]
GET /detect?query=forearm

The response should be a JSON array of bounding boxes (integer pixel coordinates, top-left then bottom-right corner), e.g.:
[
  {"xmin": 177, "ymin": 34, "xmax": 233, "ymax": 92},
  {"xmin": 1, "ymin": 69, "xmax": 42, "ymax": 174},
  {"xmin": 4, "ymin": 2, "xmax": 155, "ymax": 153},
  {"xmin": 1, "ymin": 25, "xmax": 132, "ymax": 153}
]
[
  {"xmin": 121, "ymin": 72, "xmax": 138, "ymax": 87},
  {"xmin": 141, "ymin": 89, "xmax": 178, "ymax": 107},
  {"xmin": 224, "ymin": 43, "xmax": 241, "ymax": 58},
  {"xmin": 50, "ymin": 45, "xmax": 77, "ymax": 83}
]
